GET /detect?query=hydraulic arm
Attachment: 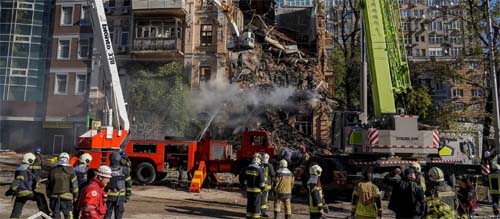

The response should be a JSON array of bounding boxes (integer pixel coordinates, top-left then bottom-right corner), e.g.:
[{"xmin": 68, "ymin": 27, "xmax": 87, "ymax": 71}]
[
  {"xmin": 361, "ymin": 0, "xmax": 411, "ymax": 116},
  {"xmin": 77, "ymin": 0, "xmax": 129, "ymax": 150}
]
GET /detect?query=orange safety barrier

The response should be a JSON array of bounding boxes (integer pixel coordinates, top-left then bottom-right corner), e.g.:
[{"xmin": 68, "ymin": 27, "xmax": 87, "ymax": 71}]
[{"xmin": 189, "ymin": 161, "xmax": 207, "ymax": 193}]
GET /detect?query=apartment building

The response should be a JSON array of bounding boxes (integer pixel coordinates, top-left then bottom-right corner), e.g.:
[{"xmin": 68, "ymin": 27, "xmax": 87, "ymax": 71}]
[
  {"xmin": 325, "ymin": 0, "xmax": 485, "ymax": 123},
  {"xmin": 0, "ymin": 0, "xmax": 54, "ymax": 151},
  {"xmin": 44, "ymin": 0, "xmax": 95, "ymax": 153},
  {"xmin": 399, "ymin": 0, "xmax": 485, "ymax": 122}
]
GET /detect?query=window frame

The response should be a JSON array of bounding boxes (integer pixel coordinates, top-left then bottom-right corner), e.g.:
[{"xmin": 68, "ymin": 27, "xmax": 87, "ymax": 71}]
[
  {"xmin": 120, "ymin": 32, "xmax": 129, "ymax": 48},
  {"xmin": 60, "ymin": 6, "xmax": 74, "ymax": 26},
  {"xmin": 74, "ymin": 73, "xmax": 87, "ymax": 95},
  {"xmin": 200, "ymin": 24, "xmax": 213, "ymax": 47},
  {"xmin": 80, "ymin": 5, "xmax": 90, "ymax": 26},
  {"xmin": 54, "ymin": 73, "xmax": 68, "ymax": 95},
  {"xmin": 57, "ymin": 39, "xmax": 71, "ymax": 60},
  {"xmin": 199, "ymin": 66, "xmax": 211, "ymax": 83},
  {"xmin": 77, "ymin": 38, "xmax": 91, "ymax": 59}
]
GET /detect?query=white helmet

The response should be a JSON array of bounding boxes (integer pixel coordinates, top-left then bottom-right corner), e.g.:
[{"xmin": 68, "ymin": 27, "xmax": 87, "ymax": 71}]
[
  {"xmin": 309, "ymin": 164, "xmax": 322, "ymax": 176},
  {"xmin": 263, "ymin": 153, "xmax": 270, "ymax": 164},
  {"xmin": 253, "ymin": 153, "xmax": 262, "ymax": 160},
  {"xmin": 252, "ymin": 157, "xmax": 261, "ymax": 165},
  {"xmin": 59, "ymin": 152, "xmax": 70, "ymax": 161},
  {"xmin": 279, "ymin": 159, "xmax": 288, "ymax": 168},
  {"xmin": 79, "ymin": 153, "xmax": 93, "ymax": 165},
  {"xmin": 410, "ymin": 162, "xmax": 421, "ymax": 173},
  {"xmin": 428, "ymin": 167, "xmax": 445, "ymax": 182},
  {"xmin": 23, "ymin": 152, "xmax": 36, "ymax": 165},
  {"xmin": 96, "ymin": 165, "xmax": 112, "ymax": 178}
]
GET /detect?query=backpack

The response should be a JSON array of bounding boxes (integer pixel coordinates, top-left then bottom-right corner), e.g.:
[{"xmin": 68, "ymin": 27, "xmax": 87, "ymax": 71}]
[{"xmin": 424, "ymin": 195, "xmax": 456, "ymax": 219}]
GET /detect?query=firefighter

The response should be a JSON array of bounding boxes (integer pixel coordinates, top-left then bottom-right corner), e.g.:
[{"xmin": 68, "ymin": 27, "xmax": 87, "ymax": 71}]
[
  {"xmin": 273, "ymin": 159, "xmax": 294, "ymax": 219},
  {"xmin": 384, "ymin": 167, "xmax": 425, "ymax": 219},
  {"xmin": 489, "ymin": 163, "xmax": 500, "ymax": 217},
  {"xmin": 351, "ymin": 167, "xmax": 382, "ymax": 219},
  {"xmin": 410, "ymin": 162, "xmax": 426, "ymax": 192},
  {"xmin": 74, "ymin": 153, "xmax": 93, "ymax": 219},
  {"xmin": 47, "ymin": 152, "xmax": 79, "ymax": 219},
  {"xmin": 308, "ymin": 164, "xmax": 325, "ymax": 219},
  {"xmin": 104, "ymin": 152, "xmax": 132, "ymax": 219},
  {"xmin": 78, "ymin": 165, "xmax": 112, "ymax": 219},
  {"xmin": 7, "ymin": 152, "xmax": 50, "ymax": 219},
  {"xmin": 30, "ymin": 147, "xmax": 43, "ymax": 178},
  {"xmin": 423, "ymin": 167, "xmax": 456, "ymax": 219},
  {"xmin": 119, "ymin": 151, "xmax": 131, "ymax": 170},
  {"xmin": 261, "ymin": 153, "xmax": 275, "ymax": 217},
  {"xmin": 241, "ymin": 156, "xmax": 266, "ymax": 219}
]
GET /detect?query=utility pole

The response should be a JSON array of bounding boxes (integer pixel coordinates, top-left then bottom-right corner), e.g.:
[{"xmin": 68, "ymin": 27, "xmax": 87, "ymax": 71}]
[
  {"xmin": 360, "ymin": 11, "xmax": 368, "ymax": 125},
  {"xmin": 486, "ymin": 0, "xmax": 500, "ymax": 156}
]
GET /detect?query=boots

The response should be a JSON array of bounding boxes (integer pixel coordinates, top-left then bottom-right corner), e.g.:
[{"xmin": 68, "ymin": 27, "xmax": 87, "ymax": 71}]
[
  {"xmin": 261, "ymin": 209, "xmax": 269, "ymax": 218},
  {"xmin": 273, "ymin": 212, "xmax": 280, "ymax": 219},
  {"xmin": 285, "ymin": 214, "xmax": 291, "ymax": 219}
]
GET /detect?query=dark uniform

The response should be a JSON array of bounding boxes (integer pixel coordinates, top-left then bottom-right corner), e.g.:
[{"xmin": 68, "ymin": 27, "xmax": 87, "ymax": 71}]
[
  {"xmin": 241, "ymin": 162, "xmax": 266, "ymax": 219},
  {"xmin": 30, "ymin": 153, "xmax": 43, "ymax": 177},
  {"xmin": 384, "ymin": 172, "xmax": 425, "ymax": 219},
  {"xmin": 47, "ymin": 162, "xmax": 79, "ymax": 219},
  {"xmin": 308, "ymin": 177, "xmax": 324, "ymax": 219},
  {"xmin": 73, "ymin": 163, "xmax": 92, "ymax": 219},
  {"xmin": 261, "ymin": 161, "xmax": 275, "ymax": 216},
  {"xmin": 426, "ymin": 181, "xmax": 456, "ymax": 210},
  {"xmin": 105, "ymin": 153, "xmax": 132, "ymax": 219},
  {"xmin": 489, "ymin": 168, "xmax": 500, "ymax": 216},
  {"xmin": 8, "ymin": 163, "xmax": 50, "ymax": 219}
]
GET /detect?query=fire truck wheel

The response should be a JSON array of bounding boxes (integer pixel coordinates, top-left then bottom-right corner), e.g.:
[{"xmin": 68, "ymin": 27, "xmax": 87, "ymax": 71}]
[{"xmin": 136, "ymin": 162, "xmax": 156, "ymax": 184}]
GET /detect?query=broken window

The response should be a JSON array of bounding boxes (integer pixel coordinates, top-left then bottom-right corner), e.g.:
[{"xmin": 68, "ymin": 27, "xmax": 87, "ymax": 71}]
[
  {"xmin": 199, "ymin": 66, "xmax": 211, "ymax": 83},
  {"xmin": 200, "ymin": 24, "xmax": 213, "ymax": 46}
]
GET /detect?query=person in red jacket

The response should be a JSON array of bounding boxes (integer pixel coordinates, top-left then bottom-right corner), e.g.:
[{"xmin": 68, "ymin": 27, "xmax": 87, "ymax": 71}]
[{"xmin": 78, "ymin": 165, "xmax": 112, "ymax": 219}]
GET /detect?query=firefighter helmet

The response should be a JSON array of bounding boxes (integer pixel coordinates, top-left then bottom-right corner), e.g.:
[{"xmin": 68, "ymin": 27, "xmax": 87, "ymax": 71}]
[
  {"xmin": 79, "ymin": 153, "xmax": 93, "ymax": 165},
  {"xmin": 428, "ymin": 167, "xmax": 445, "ymax": 182},
  {"xmin": 410, "ymin": 162, "xmax": 422, "ymax": 173},
  {"xmin": 59, "ymin": 152, "xmax": 70, "ymax": 161},
  {"xmin": 279, "ymin": 159, "xmax": 288, "ymax": 168},
  {"xmin": 120, "ymin": 151, "xmax": 127, "ymax": 158},
  {"xmin": 252, "ymin": 157, "xmax": 261, "ymax": 165},
  {"xmin": 263, "ymin": 153, "xmax": 270, "ymax": 164},
  {"xmin": 309, "ymin": 164, "xmax": 322, "ymax": 176},
  {"xmin": 96, "ymin": 165, "xmax": 112, "ymax": 178},
  {"xmin": 34, "ymin": 147, "xmax": 41, "ymax": 153},
  {"xmin": 23, "ymin": 152, "xmax": 36, "ymax": 165},
  {"xmin": 253, "ymin": 153, "xmax": 262, "ymax": 160},
  {"xmin": 492, "ymin": 163, "xmax": 500, "ymax": 171}
]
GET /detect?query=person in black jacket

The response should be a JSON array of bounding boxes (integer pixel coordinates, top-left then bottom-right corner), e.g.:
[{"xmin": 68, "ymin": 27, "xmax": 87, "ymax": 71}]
[{"xmin": 384, "ymin": 167, "xmax": 425, "ymax": 219}]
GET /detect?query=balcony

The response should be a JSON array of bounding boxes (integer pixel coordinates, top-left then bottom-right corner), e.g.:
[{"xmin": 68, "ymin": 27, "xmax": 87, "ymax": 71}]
[
  {"xmin": 132, "ymin": 0, "xmax": 187, "ymax": 16},
  {"xmin": 132, "ymin": 38, "xmax": 183, "ymax": 57}
]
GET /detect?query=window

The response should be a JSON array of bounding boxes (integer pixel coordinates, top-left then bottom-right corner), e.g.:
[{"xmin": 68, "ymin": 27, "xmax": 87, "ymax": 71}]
[
  {"xmin": 452, "ymin": 89, "xmax": 463, "ymax": 98},
  {"xmin": 75, "ymin": 73, "xmax": 87, "ymax": 95},
  {"xmin": 60, "ymin": 6, "xmax": 73, "ymax": 26},
  {"xmin": 428, "ymin": 35, "xmax": 443, "ymax": 44},
  {"xmin": 78, "ymin": 39, "xmax": 91, "ymax": 59},
  {"xmin": 454, "ymin": 102, "xmax": 465, "ymax": 110},
  {"xmin": 55, "ymin": 73, "xmax": 68, "ymax": 95},
  {"xmin": 472, "ymin": 89, "xmax": 482, "ymax": 97},
  {"xmin": 400, "ymin": 9, "xmax": 410, "ymax": 18},
  {"xmin": 403, "ymin": 22, "xmax": 411, "ymax": 31},
  {"xmin": 450, "ymin": 36, "xmax": 462, "ymax": 44},
  {"xmin": 284, "ymin": 0, "xmax": 313, "ymax": 7},
  {"xmin": 200, "ymin": 24, "xmax": 213, "ymax": 46},
  {"xmin": 80, "ymin": 6, "xmax": 90, "ymax": 26},
  {"xmin": 448, "ymin": 21, "xmax": 462, "ymax": 30},
  {"xmin": 429, "ymin": 48, "xmax": 443, "ymax": 56},
  {"xmin": 123, "ymin": 0, "xmax": 131, "ymax": 7},
  {"xmin": 470, "ymin": 103, "xmax": 481, "ymax": 111},
  {"xmin": 404, "ymin": 35, "xmax": 411, "ymax": 44},
  {"xmin": 132, "ymin": 144, "xmax": 157, "ymax": 153},
  {"xmin": 120, "ymin": 32, "xmax": 128, "ymax": 47},
  {"xmin": 449, "ymin": 47, "xmax": 462, "ymax": 57},
  {"xmin": 199, "ymin": 66, "xmax": 211, "ymax": 83},
  {"xmin": 58, "ymin": 39, "xmax": 70, "ymax": 59},
  {"xmin": 108, "ymin": 0, "xmax": 116, "ymax": 8}
]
